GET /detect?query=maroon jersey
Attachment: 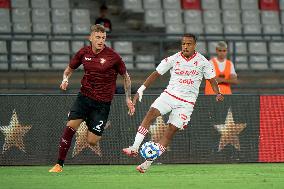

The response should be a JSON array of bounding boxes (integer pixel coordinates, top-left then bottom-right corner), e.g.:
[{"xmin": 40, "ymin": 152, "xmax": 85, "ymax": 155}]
[{"xmin": 69, "ymin": 46, "xmax": 126, "ymax": 102}]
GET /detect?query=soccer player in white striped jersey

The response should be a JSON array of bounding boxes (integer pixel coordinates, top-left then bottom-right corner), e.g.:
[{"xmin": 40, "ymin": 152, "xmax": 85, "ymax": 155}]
[{"xmin": 123, "ymin": 33, "xmax": 224, "ymax": 173}]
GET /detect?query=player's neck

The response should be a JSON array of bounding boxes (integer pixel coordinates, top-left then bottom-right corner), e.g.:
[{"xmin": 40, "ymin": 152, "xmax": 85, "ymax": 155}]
[
  {"xmin": 92, "ymin": 46, "xmax": 105, "ymax": 54},
  {"xmin": 182, "ymin": 51, "xmax": 195, "ymax": 58}
]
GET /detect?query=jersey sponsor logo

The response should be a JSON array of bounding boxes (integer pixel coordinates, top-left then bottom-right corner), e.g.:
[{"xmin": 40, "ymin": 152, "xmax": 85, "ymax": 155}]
[
  {"xmin": 179, "ymin": 78, "xmax": 194, "ymax": 85},
  {"xmin": 85, "ymin": 57, "xmax": 92, "ymax": 61},
  {"xmin": 175, "ymin": 68, "xmax": 199, "ymax": 76},
  {"xmin": 100, "ymin": 58, "xmax": 106, "ymax": 64}
]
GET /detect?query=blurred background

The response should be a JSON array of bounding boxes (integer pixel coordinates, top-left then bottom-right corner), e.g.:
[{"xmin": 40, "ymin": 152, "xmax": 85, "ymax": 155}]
[{"xmin": 0, "ymin": 0, "xmax": 284, "ymax": 94}]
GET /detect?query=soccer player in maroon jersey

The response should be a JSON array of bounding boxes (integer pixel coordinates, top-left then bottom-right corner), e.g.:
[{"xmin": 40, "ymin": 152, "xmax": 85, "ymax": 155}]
[{"xmin": 49, "ymin": 24, "xmax": 135, "ymax": 172}]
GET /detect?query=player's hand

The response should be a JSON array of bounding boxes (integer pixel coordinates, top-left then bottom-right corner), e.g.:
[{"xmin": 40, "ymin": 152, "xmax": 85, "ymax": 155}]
[
  {"xmin": 216, "ymin": 93, "xmax": 224, "ymax": 102},
  {"xmin": 60, "ymin": 80, "xmax": 68, "ymax": 90},
  {"xmin": 127, "ymin": 99, "xmax": 135, "ymax": 116},
  {"xmin": 133, "ymin": 93, "xmax": 140, "ymax": 106}
]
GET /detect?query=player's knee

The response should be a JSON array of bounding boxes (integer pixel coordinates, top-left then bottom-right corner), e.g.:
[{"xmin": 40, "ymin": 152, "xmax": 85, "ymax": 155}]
[
  {"xmin": 148, "ymin": 107, "xmax": 161, "ymax": 119},
  {"xmin": 87, "ymin": 138, "xmax": 99, "ymax": 146},
  {"xmin": 87, "ymin": 140, "xmax": 97, "ymax": 146},
  {"xmin": 66, "ymin": 120, "xmax": 82, "ymax": 130},
  {"xmin": 168, "ymin": 124, "xmax": 178, "ymax": 133}
]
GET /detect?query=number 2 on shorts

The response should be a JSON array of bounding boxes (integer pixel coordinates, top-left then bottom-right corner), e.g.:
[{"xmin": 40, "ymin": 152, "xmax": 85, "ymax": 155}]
[{"xmin": 94, "ymin": 120, "xmax": 104, "ymax": 131}]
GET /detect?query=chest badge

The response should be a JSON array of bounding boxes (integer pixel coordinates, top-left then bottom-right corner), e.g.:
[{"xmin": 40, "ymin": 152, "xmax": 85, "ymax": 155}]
[{"xmin": 100, "ymin": 58, "xmax": 106, "ymax": 64}]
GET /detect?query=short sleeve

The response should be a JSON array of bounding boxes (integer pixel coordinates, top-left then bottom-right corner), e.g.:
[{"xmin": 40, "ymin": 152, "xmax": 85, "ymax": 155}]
[
  {"xmin": 69, "ymin": 47, "xmax": 85, "ymax": 69},
  {"xmin": 156, "ymin": 55, "xmax": 175, "ymax": 75},
  {"xmin": 116, "ymin": 56, "xmax": 127, "ymax": 75},
  {"xmin": 203, "ymin": 59, "xmax": 216, "ymax": 79}
]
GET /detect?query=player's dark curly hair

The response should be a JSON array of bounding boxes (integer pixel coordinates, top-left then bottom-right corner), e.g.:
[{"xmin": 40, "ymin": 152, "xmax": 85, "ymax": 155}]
[{"xmin": 182, "ymin": 33, "xmax": 197, "ymax": 43}]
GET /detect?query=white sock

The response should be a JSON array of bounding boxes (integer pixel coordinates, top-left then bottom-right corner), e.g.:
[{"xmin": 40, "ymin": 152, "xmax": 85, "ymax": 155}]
[
  {"xmin": 139, "ymin": 160, "xmax": 153, "ymax": 171},
  {"xmin": 144, "ymin": 160, "xmax": 153, "ymax": 168},
  {"xmin": 132, "ymin": 126, "xmax": 148, "ymax": 150},
  {"xmin": 157, "ymin": 143, "xmax": 166, "ymax": 156}
]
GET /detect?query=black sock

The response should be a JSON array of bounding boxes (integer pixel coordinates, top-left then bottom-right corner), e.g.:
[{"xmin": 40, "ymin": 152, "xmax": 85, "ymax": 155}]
[{"xmin": 57, "ymin": 159, "xmax": 64, "ymax": 167}]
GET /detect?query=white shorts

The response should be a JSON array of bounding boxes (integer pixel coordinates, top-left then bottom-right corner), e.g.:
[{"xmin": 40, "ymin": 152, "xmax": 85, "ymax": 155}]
[{"xmin": 151, "ymin": 92, "xmax": 194, "ymax": 129}]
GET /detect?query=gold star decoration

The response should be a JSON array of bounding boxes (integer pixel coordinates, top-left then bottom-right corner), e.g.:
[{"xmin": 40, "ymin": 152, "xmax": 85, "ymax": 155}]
[
  {"xmin": 149, "ymin": 116, "xmax": 170, "ymax": 150},
  {"xmin": 72, "ymin": 121, "xmax": 111, "ymax": 157},
  {"xmin": 214, "ymin": 108, "xmax": 246, "ymax": 151},
  {"xmin": 0, "ymin": 110, "xmax": 32, "ymax": 154}
]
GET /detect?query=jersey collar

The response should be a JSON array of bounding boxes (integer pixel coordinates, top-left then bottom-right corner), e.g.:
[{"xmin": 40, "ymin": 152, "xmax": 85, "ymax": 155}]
[
  {"xmin": 90, "ymin": 44, "xmax": 106, "ymax": 55},
  {"xmin": 180, "ymin": 51, "xmax": 197, "ymax": 62}
]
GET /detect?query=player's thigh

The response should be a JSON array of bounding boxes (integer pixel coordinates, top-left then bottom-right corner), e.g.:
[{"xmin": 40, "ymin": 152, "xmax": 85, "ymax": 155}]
[
  {"xmin": 87, "ymin": 131, "xmax": 101, "ymax": 146},
  {"xmin": 67, "ymin": 119, "xmax": 84, "ymax": 130},
  {"xmin": 168, "ymin": 103, "xmax": 194, "ymax": 129},
  {"xmin": 150, "ymin": 93, "xmax": 172, "ymax": 115},
  {"xmin": 141, "ymin": 107, "xmax": 162, "ymax": 126},
  {"xmin": 68, "ymin": 93, "xmax": 89, "ymax": 121},
  {"xmin": 86, "ymin": 102, "xmax": 111, "ymax": 136}
]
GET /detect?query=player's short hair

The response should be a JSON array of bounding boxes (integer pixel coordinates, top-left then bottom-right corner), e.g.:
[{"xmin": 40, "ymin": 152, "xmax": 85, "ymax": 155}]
[
  {"xmin": 216, "ymin": 41, "xmax": 227, "ymax": 49},
  {"xmin": 90, "ymin": 24, "xmax": 106, "ymax": 33},
  {"xmin": 182, "ymin": 33, "xmax": 197, "ymax": 43}
]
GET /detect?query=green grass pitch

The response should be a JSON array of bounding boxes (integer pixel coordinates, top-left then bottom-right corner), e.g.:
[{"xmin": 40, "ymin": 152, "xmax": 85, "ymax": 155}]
[{"xmin": 1, "ymin": 164, "xmax": 284, "ymax": 189}]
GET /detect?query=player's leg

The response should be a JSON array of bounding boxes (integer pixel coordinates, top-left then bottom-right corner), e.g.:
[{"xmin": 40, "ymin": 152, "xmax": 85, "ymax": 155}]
[
  {"xmin": 137, "ymin": 103, "xmax": 194, "ymax": 173},
  {"xmin": 156, "ymin": 103, "xmax": 194, "ymax": 156},
  {"xmin": 49, "ymin": 93, "xmax": 87, "ymax": 172},
  {"xmin": 86, "ymin": 100, "xmax": 111, "ymax": 146},
  {"xmin": 49, "ymin": 119, "xmax": 83, "ymax": 173},
  {"xmin": 123, "ymin": 93, "xmax": 172, "ymax": 157},
  {"xmin": 87, "ymin": 132, "xmax": 101, "ymax": 146},
  {"xmin": 136, "ymin": 124, "xmax": 178, "ymax": 173}
]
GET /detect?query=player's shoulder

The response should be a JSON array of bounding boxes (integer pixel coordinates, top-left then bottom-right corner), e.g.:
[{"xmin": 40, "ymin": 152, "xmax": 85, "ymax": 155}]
[
  {"xmin": 163, "ymin": 52, "xmax": 181, "ymax": 62},
  {"xmin": 104, "ymin": 46, "xmax": 121, "ymax": 58},
  {"xmin": 78, "ymin": 45, "xmax": 91, "ymax": 53},
  {"xmin": 195, "ymin": 52, "xmax": 210, "ymax": 63}
]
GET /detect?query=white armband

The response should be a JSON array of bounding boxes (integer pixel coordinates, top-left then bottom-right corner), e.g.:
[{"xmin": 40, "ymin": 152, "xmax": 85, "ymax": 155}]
[
  {"xmin": 62, "ymin": 78, "xmax": 68, "ymax": 83},
  {"xmin": 137, "ymin": 85, "xmax": 146, "ymax": 102}
]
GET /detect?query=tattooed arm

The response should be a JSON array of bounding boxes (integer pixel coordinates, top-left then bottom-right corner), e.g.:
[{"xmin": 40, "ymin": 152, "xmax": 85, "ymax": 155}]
[{"xmin": 122, "ymin": 72, "xmax": 135, "ymax": 115}]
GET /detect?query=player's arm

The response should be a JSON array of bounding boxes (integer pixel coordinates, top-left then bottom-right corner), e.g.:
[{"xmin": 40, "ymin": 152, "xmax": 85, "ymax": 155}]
[
  {"xmin": 204, "ymin": 59, "xmax": 224, "ymax": 102},
  {"xmin": 142, "ymin": 71, "xmax": 161, "ymax": 88},
  {"xmin": 208, "ymin": 78, "xmax": 224, "ymax": 102},
  {"xmin": 60, "ymin": 66, "xmax": 74, "ymax": 91},
  {"xmin": 122, "ymin": 72, "xmax": 132, "ymax": 101},
  {"xmin": 60, "ymin": 47, "xmax": 84, "ymax": 90},
  {"xmin": 134, "ymin": 55, "xmax": 174, "ymax": 104},
  {"xmin": 122, "ymin": 72, "xmax": 135, "ymax": 115},
  {"xmin": 133, "ymin": 71, "xmax": 161, "ymax": 105}
]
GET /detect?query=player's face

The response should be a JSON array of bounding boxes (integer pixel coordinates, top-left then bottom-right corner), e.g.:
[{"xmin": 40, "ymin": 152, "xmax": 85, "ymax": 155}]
[
  {"xmin": 181, "ymin": 37, "xmax": 196, "ymax": 57},
  {"xmin": 89, "ymin": 31, "xmax": 106, "ymax": 51},
  {"xmin": 216, "ymin": 47, "xmax": 227, "ymax": 59}
]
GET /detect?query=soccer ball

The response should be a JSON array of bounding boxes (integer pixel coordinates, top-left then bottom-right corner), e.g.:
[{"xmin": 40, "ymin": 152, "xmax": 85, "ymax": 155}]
[{"xmin": 140, "ymin": 141, "xmax": 160, "ymax": 160}]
